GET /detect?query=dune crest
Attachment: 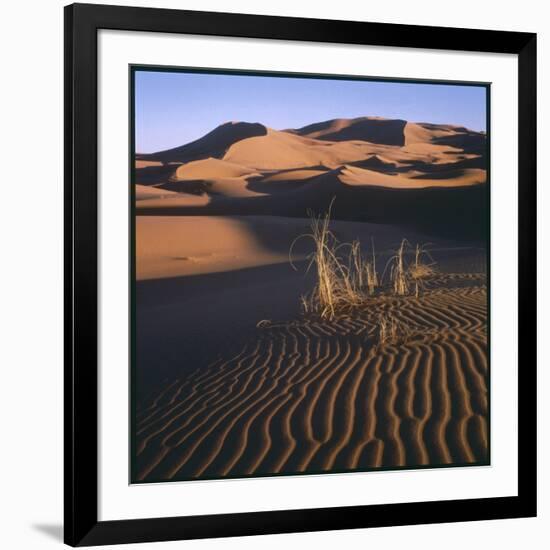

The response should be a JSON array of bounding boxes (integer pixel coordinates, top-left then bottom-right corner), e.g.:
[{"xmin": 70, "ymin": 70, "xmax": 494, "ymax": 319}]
[
  {"xmin": 339, "ymin": 165, "xmax": 486, "ymax": 189},
  {"xmin": 288, "ymin": 116, "xmax": 407, "ymax": 145},
  {"xmin": 139, "ymin": 121, "xmax": 268, "ymax": 163},
  {"xmin": 223, "ymin": 129, "xmax": 369, "ymax": 170},
  {"xmin": 172, "ymin": 158, "xmax": 259, "ymax": 180}
]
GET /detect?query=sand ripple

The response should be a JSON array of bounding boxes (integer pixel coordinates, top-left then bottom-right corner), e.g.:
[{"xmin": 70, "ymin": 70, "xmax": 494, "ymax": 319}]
[{"xmin": 135, "ymin": 279, "xmax": 488, "ymax": 481}]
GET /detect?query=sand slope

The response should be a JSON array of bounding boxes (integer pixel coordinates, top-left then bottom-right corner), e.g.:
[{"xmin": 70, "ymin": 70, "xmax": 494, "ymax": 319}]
[
  {"xmin": 289, "ymin": 116, "xmax": 408, "ymax": 145},
  {"xmin": 135, "ymin": 160, "xmax": 164, "ymax": 169},
  {"xmin": 136, "ymin": 216, "xmax": 301, "ymax": 279},
  {"xmin": 139, "ymin": 121, "xmax": 268, "ymax": 163},
  {"xmin": 258, "ymin": 168, "xmax": 329, "ymax": 182},
  {"xmin": 339, "ymin": 165, "xmax": 486, "ymax": 189},
  {"xmin": 223, "ymin": 128, "xmax": 378, "ymax": 170},
  {"xmin": 136, "ymin": 170, "xmax": 488, "ymax": 241},
  {"xmin": 135, "ymin": 184, "xmax": 180, "ymax": 201},
  {"xmin": 172, "ymin": 158, "xmax": 260, "ymax": 180},
  {"xmin": 288, "ymin": 116, "xmax": 483, "ymax": 149},
  {"xmin": 135, "ymin": 215, "xmax": 461, "ymax": 280},
  {"xmin": 139, "ymin": 117, "xmax": 486, "ymax": 174}
]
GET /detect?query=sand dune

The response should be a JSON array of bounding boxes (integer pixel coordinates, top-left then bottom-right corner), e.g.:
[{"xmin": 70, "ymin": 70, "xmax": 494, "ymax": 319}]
[
  {"xmin": 135, "ymin": 214, "xmax": 459, "ymax": 280},
  {"xmin": 135, "ymin": 276, "xmax": 488, "ymax": 481},
  {"xmin": 135, "ymin": 163, "xmax": 180, "ymax": 185},
  {"xmin": 158, "ymin": 177, "xmax": 265, "ymax": 198},
  {"xmin": 136, "ymin": 174, "xmax": 488, "ymax": 241},
  {"xmin": 288, "ymin": 116, "xmax": 483, "ymax": 150},
  {"xmin": 154, "ymin": 157, "xmax": 265, "ymax": 199},
  {"xmin": 139, "ymin": 117, "xmax": 486, "ymax": 173},
  {"xmin": 223, "ymin": 128, "xmax": 378, "ymax": 170},
  {"xmin": 136, "ymin": 216, "xmax": 302, "ymax": 279},
  {"xmin": 135, "ymin": 184, "xmax": 180, "ymax": 201},
  {"xmin": 195, "ymin": 177, "xmax": 265, "ymax": 198},
  {"xmin": 172, "ymin": 158, "xmax": 260, "ymax": 180},
  {"xmin": 140, "ymin": 121, "xmax": 268, "ymax": 163},
  {"xmin": 135, "ymin": 160, "xmax": 164, "ymax": 169},
  {"xmin": 134, "ymin": 116, "xmax": 487, "ymax": 238},
  {"xmin": 134, "ymin": 194, "xmax": 211, "ymax": 211},
  {"xmin": 259, "ymin": 168, "xmax": 329, "ymax": 182},
  {"xmin": 289, "ymin": 116, "xmax": 408, "ymax": 145},
  {"xmin": 402, "ymin": 121, "xmax": 474, "ymax": 146},
  {"xmin": 245, "ymin": 169, "xmax": 330, "ymax": 195},
  {"xmin": 339, "ymin": 165, "xmax": 486, "ymax": 189},
  {"xmin": 146, "ymin": 157, "xmax": 483, "ymax": 204},
  {"xmin": 351, "ymin": 154, "xmax": 398, "ymax": 172}
]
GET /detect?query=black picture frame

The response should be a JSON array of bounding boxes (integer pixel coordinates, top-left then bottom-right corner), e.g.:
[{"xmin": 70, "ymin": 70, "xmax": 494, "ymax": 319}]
[{"xmin": 64, "ymin": 2, "xmax": 537, "ymax": 546}]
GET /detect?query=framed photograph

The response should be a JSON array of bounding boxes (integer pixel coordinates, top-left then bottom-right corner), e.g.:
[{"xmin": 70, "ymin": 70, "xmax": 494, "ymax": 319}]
[{"xmin": 64, "ymin": 3, "xmax": 537, "ymax": 546}]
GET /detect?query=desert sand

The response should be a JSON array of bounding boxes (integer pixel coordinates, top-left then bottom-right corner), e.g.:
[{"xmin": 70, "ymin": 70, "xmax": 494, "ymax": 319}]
[
  {"xmin": 136, "ymin": 216, "xmax": 294, "ymax": 279},
  {"xmin": 136, "ymin": 274, "xmax": 487, "ymax": 480},
  {"xmin": 133, "ymin": 116, "xmax": 488, "ymax": 482},
  {"xmin": 135, "ymin": 118, "xmax": 487, "ymax": 239}
]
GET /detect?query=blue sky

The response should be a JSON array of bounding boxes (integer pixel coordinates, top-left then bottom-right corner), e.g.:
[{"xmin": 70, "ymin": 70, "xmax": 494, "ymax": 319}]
[{"xmin": 135, "ymin": 70, "xmax": 487, "ymax": 154}]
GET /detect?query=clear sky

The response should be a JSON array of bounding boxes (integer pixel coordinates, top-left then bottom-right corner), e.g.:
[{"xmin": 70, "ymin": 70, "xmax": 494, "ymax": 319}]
[{"xmin": 135, "ymin": 69, "xmax": 487, "ymax": 154}]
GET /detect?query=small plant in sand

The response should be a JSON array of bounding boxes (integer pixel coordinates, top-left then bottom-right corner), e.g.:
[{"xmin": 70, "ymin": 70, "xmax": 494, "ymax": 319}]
[
  {"xmin": 347, "ymin": 238, "xmax": 379, "ymax": 297},
  {"xmin": 408, "ymin": 243, "xmax": 437, "ymax": 297},
  {"xmin": 383, "ymin": 239, "xmax": 437, "ymax": 298},
  {"xmin": 290, "ymin": 201, "xmax": 437, "ymax": 320},
  {"xmin": 290, "ymin": 200, "xmax": 379, "ymax": 320},
  {"xmin": 366, "ymin": 237, "xmax": 379, "ymax": 295},
  {"xmin": 388, "ymin": 239, "xmax": 409, "ymax": 296},
  {"xmin": 372, "ymin": 313, "xmax": 411, "ymax": 348}
]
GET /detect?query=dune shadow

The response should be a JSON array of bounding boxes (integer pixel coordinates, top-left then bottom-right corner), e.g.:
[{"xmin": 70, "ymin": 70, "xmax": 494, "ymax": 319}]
[
  {"xmin": 347, "ymin": 156, "xmax": 398, "ymax": 172},
  {"xmin": 135, "ymin": 163, "xmax": 180, "ymax": 185},
  {"xmin": 246, "ymin": 174, "xmax": 318, "ymax": 195},
  {"xmin": 433, "ymin": 132, "xmax": 486, "ymax": 155},
  {"xmin": 135, "ymin": 260, "xmax": 314, "ymax": 397},
  {"xmin": 157, "ymin": 179, "xmax": 211, "ymax": 194},
  {"xmin": 141, "ymin": 122, "xmax": 268, "ymax": 164},
  {"xmin": 396, "ymin": 155, "xmax": 486, "ymax": 175},
  {"xmin": 295, "ymin": 118, "xmax": 407, "ymax": 145},
  {"xmin": 411, "ymin": 168, "xmax": 471, "ymax": 180}
]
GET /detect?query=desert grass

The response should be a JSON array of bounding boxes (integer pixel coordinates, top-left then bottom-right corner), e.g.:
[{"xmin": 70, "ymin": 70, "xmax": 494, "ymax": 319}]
[
  {"xmin": 408, "ymin": 243, "xmax": 437, "ymax": 297},
  {"xmin": 290, "ymin": 201, "xmax": 379, "ymax": 320},
  {"xmin": 370, "ymin": 312, "xmax": 412, "ymax": 349},
  {"xmin": 382, "ymin": 239, "xmax": 438, "ymax": 298},
  {"xmin": 386, "ymin": 239, "xmax": 409, "ymax": 296},
  {"xmin": 290, "ymin": 203, "xmax": 437, "ymax": 322},
  {"xmin": 367, "ymin": 237, "xmax": 379, "ymax": 295}
]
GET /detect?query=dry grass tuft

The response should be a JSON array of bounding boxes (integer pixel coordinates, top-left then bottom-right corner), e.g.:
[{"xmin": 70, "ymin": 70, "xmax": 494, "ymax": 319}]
[
  {"xmin": 290, "ymin": 200, "xmax": 379, "ymax": 320},
  {"xmin": 387, "ymin": 239, "xmax": 409, "ymax": 296},
  {"xmin": 371, "ymin": 313, "xmax": 412, "ymax": 348},
  {"xmin": 408, "ymin": 243, "xmax": 437, "ymax": 297},
  {"xmin": 290, "ymin": 201, "xmax": 436, "ymax": 320},
  {"xmin": 383, "ymin": 239, "xmax": 437, "ymax": 298},
  {"xmin": 366, "ymin": 237, "xmax": 379, "ymax": 295}
]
